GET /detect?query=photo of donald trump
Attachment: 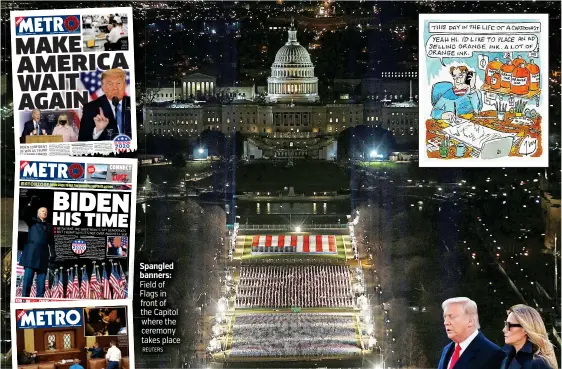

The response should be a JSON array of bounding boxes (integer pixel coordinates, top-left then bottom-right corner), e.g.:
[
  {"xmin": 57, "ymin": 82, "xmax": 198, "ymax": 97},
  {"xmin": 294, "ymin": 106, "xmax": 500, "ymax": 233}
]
[
  {"xmin": 79, "ymin": 68, "xmax": 132, "ymax": 141},
  {"xmin": 107, "ymin": 236, "xmax": 128, "ymax": 258}
]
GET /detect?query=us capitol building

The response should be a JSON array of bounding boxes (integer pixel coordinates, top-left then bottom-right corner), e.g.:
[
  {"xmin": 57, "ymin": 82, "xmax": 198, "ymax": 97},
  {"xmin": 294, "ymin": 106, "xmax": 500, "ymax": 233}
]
[{"xmin": 143, "ymin": 22, "xmax": 418, "ymax": 160}]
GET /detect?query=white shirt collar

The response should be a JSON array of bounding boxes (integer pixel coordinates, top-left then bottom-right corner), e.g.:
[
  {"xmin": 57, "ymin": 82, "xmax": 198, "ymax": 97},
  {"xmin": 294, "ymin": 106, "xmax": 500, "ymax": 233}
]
[
  {"xmin": 458, "ymin": 329, "xmax": 479, "ymax": 354},
  {"xmin": 448, "ymin": 329, "xmax": 479, "ymax": 369}
]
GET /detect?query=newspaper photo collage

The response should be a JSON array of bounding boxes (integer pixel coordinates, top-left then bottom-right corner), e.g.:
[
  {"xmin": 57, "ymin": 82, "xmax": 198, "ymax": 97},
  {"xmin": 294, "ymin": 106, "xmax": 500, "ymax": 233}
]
[{"xmin": 9, "ymin": 7, "xmax": 137, "ymax": 369}]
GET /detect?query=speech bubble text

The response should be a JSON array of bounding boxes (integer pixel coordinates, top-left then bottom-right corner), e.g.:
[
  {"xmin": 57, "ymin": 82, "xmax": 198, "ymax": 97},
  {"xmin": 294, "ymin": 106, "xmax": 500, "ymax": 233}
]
[
  {"xmin": 429, "ymin": 22, "xmax": 541, "ymax": 34},
  {"xmin": 426, "ymin": 34, "xmax": 538, "ymax": 59}
]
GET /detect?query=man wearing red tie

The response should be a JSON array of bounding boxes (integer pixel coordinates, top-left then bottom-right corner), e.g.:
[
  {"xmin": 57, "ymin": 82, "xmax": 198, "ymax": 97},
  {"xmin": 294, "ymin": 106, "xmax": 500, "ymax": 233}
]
[
  {"xmin": 79, "ymin": 68, "xmax": 132, "ymax": 141},
  {"xmin": 438, "ymin": 297, "xmax": 505, "ymax": 369}
]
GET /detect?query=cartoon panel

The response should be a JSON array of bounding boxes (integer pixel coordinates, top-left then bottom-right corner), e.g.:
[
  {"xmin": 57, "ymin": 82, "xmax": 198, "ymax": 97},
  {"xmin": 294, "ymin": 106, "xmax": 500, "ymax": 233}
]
[{"xmin": 419, "ymin": 14, "xmax": 548, "ymax": 167}]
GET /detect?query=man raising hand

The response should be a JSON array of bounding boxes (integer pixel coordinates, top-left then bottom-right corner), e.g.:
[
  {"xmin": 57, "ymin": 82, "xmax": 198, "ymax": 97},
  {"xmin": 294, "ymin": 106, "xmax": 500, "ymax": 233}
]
[
  {"xmin": 94, "ymin": 107, "xmax": 110, "ymax": 133},
  {"xmin": 79, "ymin": 68, "xmax": 132, "ymax": 141}
]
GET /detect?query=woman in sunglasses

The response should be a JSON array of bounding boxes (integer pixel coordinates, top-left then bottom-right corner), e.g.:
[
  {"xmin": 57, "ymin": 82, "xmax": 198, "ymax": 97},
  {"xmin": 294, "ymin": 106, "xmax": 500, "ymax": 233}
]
[
  {"xmin": 52, "ymin": 113, "xmax": 78, "ymax": 142},
  {"xmin": 501, "ymin": 304, "xmax": 558, "ymax": 369}
]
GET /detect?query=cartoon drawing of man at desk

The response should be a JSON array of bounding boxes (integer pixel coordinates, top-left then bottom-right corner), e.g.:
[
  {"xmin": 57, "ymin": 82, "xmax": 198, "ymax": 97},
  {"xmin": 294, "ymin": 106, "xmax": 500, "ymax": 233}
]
[{"xmin": 431, "ymin": 65, "xmax": 483, "ymax": 124}]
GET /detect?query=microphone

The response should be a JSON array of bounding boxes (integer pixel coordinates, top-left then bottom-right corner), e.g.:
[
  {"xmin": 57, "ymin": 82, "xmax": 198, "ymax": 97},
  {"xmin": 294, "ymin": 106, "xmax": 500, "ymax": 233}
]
[{"xmin": 111, "ymin": 96, "xmax": 122, "ymax": 137}]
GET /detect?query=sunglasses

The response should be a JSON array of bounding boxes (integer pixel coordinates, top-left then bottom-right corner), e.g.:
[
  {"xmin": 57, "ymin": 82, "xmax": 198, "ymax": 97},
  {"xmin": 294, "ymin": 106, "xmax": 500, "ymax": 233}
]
[
  {"xmin": 504, "ymin": 321, "xmax": 522, "ymax": 330},
  {"xmin": 59, "ymin": 120, "xmax": 67, "ymax": 123}
]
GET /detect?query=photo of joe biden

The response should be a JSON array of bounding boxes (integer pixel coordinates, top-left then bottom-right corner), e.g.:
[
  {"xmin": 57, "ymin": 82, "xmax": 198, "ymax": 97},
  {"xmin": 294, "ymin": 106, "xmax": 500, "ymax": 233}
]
[{"xmin": 79, "ymin": 68, "xmax": 132, "ymax": 141}]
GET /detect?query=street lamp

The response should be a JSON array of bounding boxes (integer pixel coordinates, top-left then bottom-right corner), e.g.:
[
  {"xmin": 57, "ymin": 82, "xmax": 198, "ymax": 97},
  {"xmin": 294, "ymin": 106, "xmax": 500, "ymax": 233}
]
[{"xmin": 217, "ymin": 296, "xmax": 228, "ymax": 312}]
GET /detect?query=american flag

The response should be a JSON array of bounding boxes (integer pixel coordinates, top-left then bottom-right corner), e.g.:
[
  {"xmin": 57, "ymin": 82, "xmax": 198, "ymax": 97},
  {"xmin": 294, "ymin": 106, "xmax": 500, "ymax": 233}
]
[
  {"xmin": 91, "ymin": 266, "xmax": 101, "ymax": 299},
  {"xmin": 102, "ymin": 266, "xmax": 112, "ymax": 300},
  {"xmin": 66, "ymin": 269, "xmax": 75, "ymax": 298},
  {"xmin": 72, "ymin": 267, "xmax": 80, "ymax": 299},
  {"xmin": 16, "ymin": 251, "xmax": 24, "ymax": 276},
  {"xmin": 44, "ymin": 270, "xmax": 51, "ymax": 298},
  {"xmin": 51, "ymin": 272, "xmax": 59, "ymax": 299},
  {"xmin": 80, "ymin": 267, "xmax": 90, "ymax": 299},
  {"xmin": 109, "ymin": 264, "xmax": 121, "ymax": 299},
  {"xmin": 119, "ymin": 263, "xmax": 128, "ymax": 299},
  {"xmin": 15, "ymin": 278, "xmax": 22, "ymax": 297},
  {"xmin": 30, "ymin": 275, "xmax": 37, "ymax": 298},
  {"xmin": 79, "ymin": 69, "xmax": 131, "ymax": 100},
  {"xmin": 57, "ymin": 269, "xmax": 64, "ymax": 298}
]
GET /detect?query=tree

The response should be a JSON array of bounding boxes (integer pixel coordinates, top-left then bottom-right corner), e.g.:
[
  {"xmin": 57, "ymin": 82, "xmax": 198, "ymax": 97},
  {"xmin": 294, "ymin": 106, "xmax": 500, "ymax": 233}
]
[
  {"xmin": 398, "ymin": 323, "xmax": 430, "ymax": 369},
  {"xmin": 139, "ymin": 86, "xmax": 162, "ymax": 106},
  {"xmin": 254, "ymin": 93, "xmax": 266, "ymax": 104}
]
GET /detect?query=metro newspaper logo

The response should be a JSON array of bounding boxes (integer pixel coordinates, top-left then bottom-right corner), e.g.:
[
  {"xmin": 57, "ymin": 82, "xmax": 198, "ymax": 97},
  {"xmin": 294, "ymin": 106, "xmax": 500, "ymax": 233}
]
[
  {"xmin": 20, "ymin": 161, "xmax": 85, "ymax": 181},
  {"xmin": 15, "ymin": 15, "xmax": 81, "ymax": 36},
  {"xmin": 16, "ymin": 308, "xmax": 83, "ymax": 329}
]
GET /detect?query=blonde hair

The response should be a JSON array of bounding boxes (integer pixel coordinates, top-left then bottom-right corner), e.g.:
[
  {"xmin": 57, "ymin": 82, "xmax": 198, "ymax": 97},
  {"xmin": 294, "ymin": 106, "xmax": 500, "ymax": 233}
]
[
  {"xmin": 57, "ymin": 113, "xmax": 69, "ymax": 126},
  {"xmin": 442, "ymin": 297, "xmax": 480, "ymax": 329},
  {"xmin": 101, "ymin": 68, "xmax": 126, "ymax": 82},
  {"xmin": 508, "ymin": 304, "xmax": 558, "ymax": 369}
]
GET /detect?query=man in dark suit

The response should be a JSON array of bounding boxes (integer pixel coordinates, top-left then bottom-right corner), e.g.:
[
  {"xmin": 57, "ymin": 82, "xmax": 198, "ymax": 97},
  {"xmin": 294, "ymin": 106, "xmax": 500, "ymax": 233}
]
[
  {"xmin": 438, "ymin": 297, "xmax": 505, "ymax": 369},
  {"xmin": 79, "ymin": 68, "xmax": 132, "ymax": 141},
  {"xmin": 20, "ymin": 109, "xmax": 50, "ymax": 142},
  {"xmin": 85, "ymin": 342, "xmax": 105, "ymax": 359},
  {"xmin": 20, "ymin": 207, "xmax": 56, "ymax": 297}
]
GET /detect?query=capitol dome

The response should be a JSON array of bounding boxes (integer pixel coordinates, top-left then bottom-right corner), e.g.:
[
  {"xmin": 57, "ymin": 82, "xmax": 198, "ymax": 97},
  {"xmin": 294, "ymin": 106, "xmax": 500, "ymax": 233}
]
[
  {"xmin": 273, "ymin": 43, "xmax": 312, "ymax": 65},
  {"xmin": 267, "ymin": 22, "xmax": 319, "ymax": 103}
]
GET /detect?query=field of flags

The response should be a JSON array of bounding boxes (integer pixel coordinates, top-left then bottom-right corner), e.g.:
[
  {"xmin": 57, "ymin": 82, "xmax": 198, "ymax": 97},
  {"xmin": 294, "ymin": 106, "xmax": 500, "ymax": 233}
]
[
  {"xmin": 15, "ymin": 252, "xmax": 128, "ymax": 300},
  {"xmin": 235, "ymin": 265, "xmax": 354, "ymax": 308},
  {"xmin": 229, "ymin": 314, "xmax": 361, "ymax": 358}
]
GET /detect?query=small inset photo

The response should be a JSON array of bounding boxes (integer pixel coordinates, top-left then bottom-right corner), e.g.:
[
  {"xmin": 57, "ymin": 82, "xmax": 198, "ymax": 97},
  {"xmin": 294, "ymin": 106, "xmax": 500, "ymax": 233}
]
[
  {"xmin": 106, "ymin": 236, "xmax": 128, "ymax": 258},
  {"xmin": 84, "ymin": 307, "xmax": 128, "ymax": 336},
  {"xmin": 88, "ymin": 164, "xmax": 109, "ymax": 180},
  {"xmin": 18, "ymin": 109, "xmax": 80, "ymax": 144},
  {"xmin": 82, "ymin": 13, "xmax": 129, "ymax": 51}
]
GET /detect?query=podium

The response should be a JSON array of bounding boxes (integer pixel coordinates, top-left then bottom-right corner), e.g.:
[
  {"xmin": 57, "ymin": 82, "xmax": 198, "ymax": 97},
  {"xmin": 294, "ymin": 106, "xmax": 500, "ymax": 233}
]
[{"xmin": 25, "ymin": 135, "xmax": 63, "ymax": 144}]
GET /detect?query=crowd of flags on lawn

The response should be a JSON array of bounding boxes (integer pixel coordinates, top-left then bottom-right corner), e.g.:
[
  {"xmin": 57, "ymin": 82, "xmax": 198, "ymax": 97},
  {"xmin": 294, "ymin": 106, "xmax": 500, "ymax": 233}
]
[{"xmin": 15, "ymin": 252, "xmax": 128, "ymax": 300}]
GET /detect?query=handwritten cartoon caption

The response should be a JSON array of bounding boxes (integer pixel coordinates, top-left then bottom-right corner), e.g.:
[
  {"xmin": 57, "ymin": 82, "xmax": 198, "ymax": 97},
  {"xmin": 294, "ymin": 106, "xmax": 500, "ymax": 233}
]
[
  {"xmin": 428, "ymin": 22, "xmax": 541, "ymax": 34},
  {"xmin": 426, "ymin": 34, "xmax": 539, "ymax": 65},
  {"xmin": 519, "ymin": 135, "xmax": 537, "ymax": 156}
]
